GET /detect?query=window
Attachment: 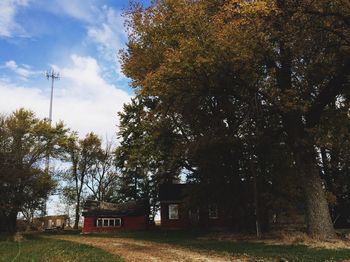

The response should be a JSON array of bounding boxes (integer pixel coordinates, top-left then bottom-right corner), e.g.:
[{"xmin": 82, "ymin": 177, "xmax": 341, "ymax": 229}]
[
  {"xmin": 168, "ymin": 204, "xmax": 179, "ymax": 220},
  {"xmin": 115, "ymin": 218, "xmax": 121, "ymax": 226},
  {"xmin": 96, "ymin": 218, "xmax": 122, "ymax": 227},
  {"xmin": 208, "ymin": 205, "xmax": 218, "ymax": 219}
]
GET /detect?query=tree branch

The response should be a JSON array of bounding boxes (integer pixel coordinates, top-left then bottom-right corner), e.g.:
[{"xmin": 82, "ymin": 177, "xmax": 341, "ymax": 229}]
[{"xmin": 306, "ymin": 58, "xmax": 350, "ymax": 128}]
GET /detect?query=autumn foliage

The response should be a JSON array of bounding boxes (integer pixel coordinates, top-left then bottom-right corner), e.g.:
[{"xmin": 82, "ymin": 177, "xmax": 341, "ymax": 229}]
[{"xmin": 120, "ymin": 0, "xmax": 350, "ymax": 239}]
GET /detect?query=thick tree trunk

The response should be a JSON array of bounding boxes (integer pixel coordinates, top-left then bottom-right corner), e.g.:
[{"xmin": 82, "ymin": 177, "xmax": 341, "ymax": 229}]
[
  {"xmin": 9, "ymin": 211, "xmax": 17, "ymax": 234},
  {"xmin": 282, "ymin": 111, "xmax": 336, "ymax": 239},
  {"xmin": 294, "ymin": 148, "xmax": 337, "ymax": 239},
  {"xmin": 275, "ymin": 39, "xmax": 335, "ymax": 238},
  {"xmin": 0, "ymin": 210, "xmax": 18, "ymax": 235}
]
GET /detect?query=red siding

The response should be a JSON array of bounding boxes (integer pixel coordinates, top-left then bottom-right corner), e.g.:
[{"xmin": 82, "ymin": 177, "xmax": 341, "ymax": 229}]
[{"xmin": 82, "ymin": 215, "xmax": 148, "ymax": 233}]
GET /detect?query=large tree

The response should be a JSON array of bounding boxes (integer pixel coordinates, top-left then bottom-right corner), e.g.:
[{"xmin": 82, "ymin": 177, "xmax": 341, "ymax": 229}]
[
  {"xmin": 121, "ymin": 0, "xmax": 350, "ymax": 238},
  {"xmin": 115, "ymin": 97, "xmax": 183, "ymax": 219},
  {"xmin": 0, "ymin": 109, "xmax": 66, "ymax": 234}
]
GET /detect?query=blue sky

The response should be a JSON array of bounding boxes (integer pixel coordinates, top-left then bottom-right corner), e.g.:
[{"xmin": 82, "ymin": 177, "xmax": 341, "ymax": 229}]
[{"xmin": 0, "ymin": 0, "xmax": 150, "ymax": 138}]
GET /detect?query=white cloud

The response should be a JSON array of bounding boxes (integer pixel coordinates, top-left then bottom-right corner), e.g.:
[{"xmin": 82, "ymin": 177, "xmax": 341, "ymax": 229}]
[
  {"xmin": 87, "ymin": 7, "xmax": 126, "ymax": 53},
  {"xmin": 45, "ymin": 0, "xmax": 97, "ymax": 23},
  {"xmin": 37, "ymin": 1, "xmax": 128, "ymax": 79},
  {"xmin": 0, "ymin": 55, "xmax": 132, "ymax": 138},
  {"xmin": 0, "ymin": 0, "xmax": 29, "ymax": 37},
  {"xmin": 3, "ymin": 60, "xmax": 39, "ymax": 78},
  {"xmin": 48, "ymin": 1, "xmax": 127, "ymax": 78},
  {"xmin": 87, "ymin": 7, "xmax": 126, "ymax": 76}
]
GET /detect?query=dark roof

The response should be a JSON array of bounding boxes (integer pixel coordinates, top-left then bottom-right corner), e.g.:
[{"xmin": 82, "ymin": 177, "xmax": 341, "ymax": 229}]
[
  {"xmin": 82, "ymin": 199, "xmax": 148, "ymax": 217},
  {"xmin": 159, "ymin": 184, "xmax": 188, "ymax": 202}
]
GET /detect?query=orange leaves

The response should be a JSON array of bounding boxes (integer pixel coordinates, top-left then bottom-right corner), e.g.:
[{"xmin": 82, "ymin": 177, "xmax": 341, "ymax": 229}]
[{"xmin": 122, "ymin": 0, "xmax": 349, "ymax": 115}]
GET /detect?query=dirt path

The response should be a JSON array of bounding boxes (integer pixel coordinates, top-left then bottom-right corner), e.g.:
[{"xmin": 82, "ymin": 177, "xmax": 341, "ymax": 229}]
[{"xmin": 53, "ymin": 235, "xmax": 253, "ymax": 262}]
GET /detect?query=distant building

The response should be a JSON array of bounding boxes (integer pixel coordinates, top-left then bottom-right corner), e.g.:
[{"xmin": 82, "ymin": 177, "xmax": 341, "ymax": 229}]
[
  {"xmin": 40, "ymin": 215, "xmax": 69, "ymax": 230},
  {"xmin": 17, "ymin": 215, "xmax": 69, "ymax": 231},
  {"xmin": 82, "ymin": 200, "xmax": 149, "ymax": 233}
]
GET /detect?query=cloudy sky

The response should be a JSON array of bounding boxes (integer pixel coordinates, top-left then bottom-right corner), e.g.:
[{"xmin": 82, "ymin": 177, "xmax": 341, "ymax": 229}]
[{"xmin": 0, "ymin": 0, "xmax": 149, "ymax": 138}]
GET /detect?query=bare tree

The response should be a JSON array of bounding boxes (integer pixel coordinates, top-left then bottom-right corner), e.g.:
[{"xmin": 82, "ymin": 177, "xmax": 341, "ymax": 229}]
[{"xmin": 85, "ymin": 139, "xmax": 120, "ymax": 202}]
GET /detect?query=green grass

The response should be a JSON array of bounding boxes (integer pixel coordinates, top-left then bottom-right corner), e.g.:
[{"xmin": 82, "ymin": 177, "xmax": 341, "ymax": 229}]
[
  {"xmin": 0, "ymin": 234, "xmax": 123, "ymax": 262},
  {"xmin": 81, "ymin": 230, "xmax": 350, "ymax": 262}
]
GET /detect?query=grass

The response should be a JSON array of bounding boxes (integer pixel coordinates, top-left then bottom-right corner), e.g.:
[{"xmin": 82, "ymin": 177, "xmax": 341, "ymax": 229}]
[
  {"xmin": 3, "ymin": 230, "xmax": 350, "ymax": 261},
  {"xmin": 0, "ymin": 234, "xmax": 123, "ymax": 262},
  {"xmin": 81, "ymin": 230, "xmax": 350, "ymax": 262}
]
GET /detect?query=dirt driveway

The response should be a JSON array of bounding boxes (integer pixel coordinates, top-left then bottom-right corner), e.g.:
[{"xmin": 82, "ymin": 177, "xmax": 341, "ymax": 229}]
[{"xmin": 53, "ymin": 235, "xmax": 254, "ymax": 262}]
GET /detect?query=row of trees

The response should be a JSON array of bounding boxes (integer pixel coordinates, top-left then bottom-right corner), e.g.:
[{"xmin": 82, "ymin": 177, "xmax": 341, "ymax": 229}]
[
  {"xmin": 60, "ymin": 132, "xmax": 120, "ymax": 229},
  {"xmin": 0, "ymin": 107, "xmax": 173, "ymax": 234},
  {"xmin": 115, "ymin": 0, "xmax": 350, "ymax": 239},
  {"xmin": 0, "ymin": 109, "xmax": 122, "ymax": 233}
]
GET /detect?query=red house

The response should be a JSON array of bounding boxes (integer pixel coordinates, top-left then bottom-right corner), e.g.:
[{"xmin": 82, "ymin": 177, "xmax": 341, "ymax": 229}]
[
  {"xmin": 82, "ymin": 200, "xmax": 149, "ymax": 233},
  {"xmin": 159, "ymin": 184, "xmax": 225, "ymax": 229}
]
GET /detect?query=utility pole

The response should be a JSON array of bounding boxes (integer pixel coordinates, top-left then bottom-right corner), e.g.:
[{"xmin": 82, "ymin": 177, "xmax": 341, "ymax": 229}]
[{"xmin": 42, "ymin": 69, "xmax": 60, "ymax": 216}]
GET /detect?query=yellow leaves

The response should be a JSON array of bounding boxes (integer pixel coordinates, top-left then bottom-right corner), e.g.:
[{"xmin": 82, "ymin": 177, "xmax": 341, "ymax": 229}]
[
  {"xmin": 123, "ymin": 0, "xmax": 348, "ymax": 118},
  {"xmin": 239, "ymin": 0, "xmax": 276, "ymax": 15},
  {"xmin": 212, "ymin": 1, "xmax": 279, "ymax": 66},
  {"xmin": 126, "ymin": 0, "xmax": 273, "ymax": 99}
]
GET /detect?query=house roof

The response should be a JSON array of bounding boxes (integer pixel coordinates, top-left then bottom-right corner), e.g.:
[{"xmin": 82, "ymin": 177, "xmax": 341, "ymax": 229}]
[
  {"xmin": 82, "ymin": 199, "xmax": 148, "ymax": 217},
  {"xmin": 159, "ymin": 184, "xmax": 188, "ymax": 202}
]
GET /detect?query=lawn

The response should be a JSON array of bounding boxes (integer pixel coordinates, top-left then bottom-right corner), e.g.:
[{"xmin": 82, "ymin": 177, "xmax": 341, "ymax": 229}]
[
  {"xmin": 2, "ymin": 230, "xmax": 350, "ymax": 261},
  {"xmin": 0, "ymin": 234, "xmax": 123, "ymax": 262},
  {"xmin": 82, "ymin": 230, "xmax": 350, "ymax": 262}
]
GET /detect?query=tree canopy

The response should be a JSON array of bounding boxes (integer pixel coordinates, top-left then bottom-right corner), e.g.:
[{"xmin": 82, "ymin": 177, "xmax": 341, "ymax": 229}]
[
  {"xmin": 0, "ymin": 109, "xmax": 66, "ymax": 234},
  {"xmin": 119, "ymin": 0, "xmax": 350, "ymax": 239}
]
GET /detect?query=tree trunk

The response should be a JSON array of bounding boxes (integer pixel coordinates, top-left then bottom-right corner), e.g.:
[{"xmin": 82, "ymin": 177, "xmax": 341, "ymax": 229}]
[
  {"xmin": 282, "ymin": 111, "xmax": 336, "ymax": 239},
  {"xmin": 250, "ymin": 156, "xmax": 261, "ymax": 239},
  {"xmin": 294, "ymin": 148, "xmax": 337, "ymax": 239},
  {"xmin": 74, "ymin": 197, "xmax": 80, "ymax": 229},
  {"xmin": 9, "ymin": 211, "xmax": 17, "ymax": 234},
  {"xmin": 0, "ymin": 210, "xmax": 18, "ymax": 235}
]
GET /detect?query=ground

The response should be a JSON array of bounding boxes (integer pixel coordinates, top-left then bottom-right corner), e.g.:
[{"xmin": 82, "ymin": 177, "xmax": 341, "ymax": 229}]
[
  {"xmin": 0, "ymin": 234, "xmax": 121, "ymax": 262},
  {"xmin": 54, "ymin": 235, "xmax": 245, "ymax": 262},
  {"xmin": 51, "ymin": 230, "xmax": 350, "ymax": 262},
  {"xmin": 2, "ymin": 230, "xmax": 350, "ymax": 261}
]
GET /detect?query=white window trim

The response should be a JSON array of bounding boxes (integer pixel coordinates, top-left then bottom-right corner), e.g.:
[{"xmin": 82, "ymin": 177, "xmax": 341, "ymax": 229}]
[
  {"xmin": 168, "ymin": 204, "xmax": 179, "ymax": 220},
  {"xmin": 96, "ymin": 218, "xmax": 122, "ymax": 227}
]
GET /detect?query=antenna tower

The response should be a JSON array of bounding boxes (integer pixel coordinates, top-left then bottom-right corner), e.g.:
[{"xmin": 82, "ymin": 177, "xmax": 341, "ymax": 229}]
[
  {"xmin": 46, "ymin": 69, "xmax": 60, "ymax": 123},
  {"xmin": 42, "ymin": 69, "xmax": 60, "ymax": 216}
]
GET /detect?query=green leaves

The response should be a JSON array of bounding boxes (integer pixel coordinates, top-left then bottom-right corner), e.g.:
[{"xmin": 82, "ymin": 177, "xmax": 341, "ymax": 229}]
[{"xmin": 0, "ymin": 109, "xmax": 66, "ymax": 233}]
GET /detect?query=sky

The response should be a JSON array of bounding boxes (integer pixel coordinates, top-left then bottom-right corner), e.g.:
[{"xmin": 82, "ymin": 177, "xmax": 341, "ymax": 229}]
[{"xmin": 0, "ymin": 0, "xmax": 150, "ymax": 139}]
